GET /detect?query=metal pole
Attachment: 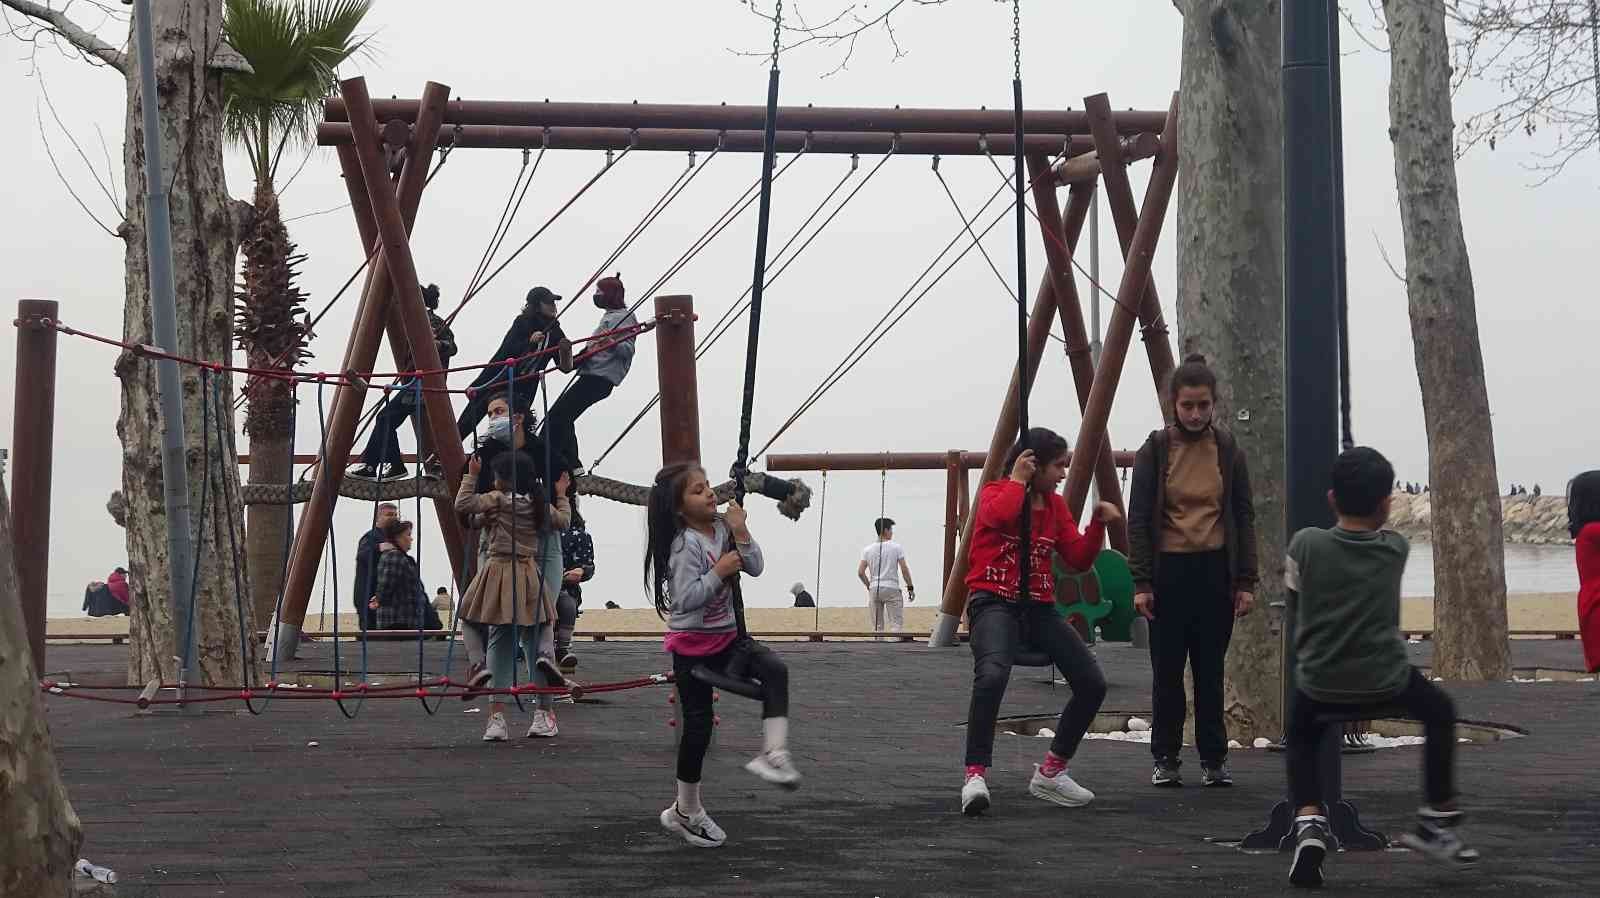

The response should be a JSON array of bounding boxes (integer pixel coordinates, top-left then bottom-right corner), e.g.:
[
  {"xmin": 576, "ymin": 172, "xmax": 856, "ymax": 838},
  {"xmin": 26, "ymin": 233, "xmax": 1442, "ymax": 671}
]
[
  {"xmin": 1088, "ymin": 185, "xmax": 1102, "ymax": 536},
  {"xmin": 11, "ymin": 300, "xmax": 58, "ymax": 675},
  {"xmin": 132, "ymin": 0, "xmax": 197, "ymax": 697},
  {"xmin": 655, "ymin": 296, "xmax": 701, "ymax": 465},
  {"xmin": 765, "ymin": 450, "xmax": 1135, "ymax": 472},
  {"xmin": 1244, "ymin": 0, "xmax": 1383, "ymax": 853}
]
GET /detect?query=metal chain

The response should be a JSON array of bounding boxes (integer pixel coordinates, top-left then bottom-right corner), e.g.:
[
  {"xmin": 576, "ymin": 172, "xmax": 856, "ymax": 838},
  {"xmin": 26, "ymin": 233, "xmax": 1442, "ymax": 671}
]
[
  {"xmin": 1012, "ymin": 0, "xmax": 1021, "ymax": 80},
  {"xmin": 772, "ymin": 0, "xmax": 784, "ymax": 69}
]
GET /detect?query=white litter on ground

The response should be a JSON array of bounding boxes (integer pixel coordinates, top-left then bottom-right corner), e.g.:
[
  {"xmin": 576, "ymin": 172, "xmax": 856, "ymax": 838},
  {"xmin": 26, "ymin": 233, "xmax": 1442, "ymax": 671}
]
[
  {"xmin": 306, "ymin": 741, "xmax": 319, "ymax": 748},
  {"xmin": 464, "ymin": 707, "xmax": 481, "ymax": 714},
  {"xmin": 1228, "ymin": 740, "xmax": 1243, "ymax": 749},
  {"xmin": 1359, "ymin": 734, "xmax": 1425, "ymax": 748},
  {"xmin": 1036, "ymin": 728, "xmax": 1055, "ymax": 739},
  {"xmin": 1253, "ymin": 737, "xmax": 1273, "ymax": 749},
  {"xmin": 1126, "ymin": 717, "xmax": 1151, "ymax": 731},
  {"xmin": 1084, "ymin": 729, "xmax": 1152, "ymax": 743}
]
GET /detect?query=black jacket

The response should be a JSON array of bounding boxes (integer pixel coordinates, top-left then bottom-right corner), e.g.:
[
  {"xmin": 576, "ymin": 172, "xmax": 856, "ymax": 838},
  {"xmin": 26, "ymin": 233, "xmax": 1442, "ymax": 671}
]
[
  {"xmin": 1127, "ymin": 425, "xmax": 1259, "ymax": 594},
  {"xmin": 353, "ymin": 527, "xmax": 384, "ymax": 611}
]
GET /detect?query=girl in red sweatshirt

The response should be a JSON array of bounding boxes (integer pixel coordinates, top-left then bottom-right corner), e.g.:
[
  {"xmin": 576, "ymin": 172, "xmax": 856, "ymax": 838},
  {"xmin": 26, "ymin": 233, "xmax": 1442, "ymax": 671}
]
[
  {"xmin": 960, "ymin": 427, "xmax": 1122, "ymax": 816},
  {"xmin": 1567, "ymin": 471, "xmax": 1600, "ymax": 672}
]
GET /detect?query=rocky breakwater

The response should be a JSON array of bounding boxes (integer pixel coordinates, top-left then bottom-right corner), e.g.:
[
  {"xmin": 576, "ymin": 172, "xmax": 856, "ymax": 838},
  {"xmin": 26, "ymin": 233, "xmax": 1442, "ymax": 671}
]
[{"xmin": 1387, "ymin": 493, "xmax": 1572, "ymax": 545}]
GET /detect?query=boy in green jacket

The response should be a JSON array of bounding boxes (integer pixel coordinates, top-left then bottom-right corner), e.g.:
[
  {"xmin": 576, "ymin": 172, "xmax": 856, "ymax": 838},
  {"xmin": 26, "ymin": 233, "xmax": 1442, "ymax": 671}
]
[{"xmin": 1284, "ymin": 447, "xmax": 1478, "ymax": 888}]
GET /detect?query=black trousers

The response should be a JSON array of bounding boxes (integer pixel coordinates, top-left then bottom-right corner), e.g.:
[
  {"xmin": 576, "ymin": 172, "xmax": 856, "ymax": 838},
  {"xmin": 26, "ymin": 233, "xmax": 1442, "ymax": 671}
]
[
  {"xmin": 361, "ymin": 395, "xmax": 418, "ymax": 467},
  {"xmin": 542, "ymin": 375, "xmax": 614, "ymax": 470},
  {"xmin": 1287, "ymin": 667, "xmax": 1457, "ymax": 809},
  {"xmin": 964, "ymin": 593, "xmax": 1108, "ymax": 767},
  {"xmin": 1148, "ymin": 550, "xmax": 1234, "ymax": 764},
  {"xmin": 672, "ymin": 639, "xmax": 790, "ymax": 783}
]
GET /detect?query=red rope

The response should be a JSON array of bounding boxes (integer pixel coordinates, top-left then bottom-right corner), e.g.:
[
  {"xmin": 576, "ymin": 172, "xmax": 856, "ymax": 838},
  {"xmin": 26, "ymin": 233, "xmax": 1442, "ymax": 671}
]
[{"xmin": 40, "ymin": 673, "xmax": 671, "ymax": 708}]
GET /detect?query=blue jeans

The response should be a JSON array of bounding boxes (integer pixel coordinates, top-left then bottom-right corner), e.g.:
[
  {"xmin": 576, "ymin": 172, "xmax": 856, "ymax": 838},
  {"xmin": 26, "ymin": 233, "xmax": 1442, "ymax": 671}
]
[{"xmin": 488, "ymin": 621, "xmax": 553, "ymax": 711}]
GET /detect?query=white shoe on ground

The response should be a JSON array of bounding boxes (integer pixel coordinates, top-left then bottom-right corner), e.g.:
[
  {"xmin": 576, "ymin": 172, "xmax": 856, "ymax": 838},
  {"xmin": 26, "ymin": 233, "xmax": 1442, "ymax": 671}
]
[
  {"xmin": 961, "ymin": 774, "xmax": 991, "ymax": 816},
  {"xmin": 1028, "ymin": 765, "xmax": 1095, "ymax": 807},
  {"xmin": 744, "ymin": 749, "xmax": 802, "ymax": 789},
  {"xmin": 482, "ymin": 711, "xmax": 509, "ymax": 742},
  {"xmin": 526, "ymin": 708, "xmax": 559, "ymax": 738},
  {"xmin": 660, "ymin": 804, "xmax": 726, "ymax": 848}
]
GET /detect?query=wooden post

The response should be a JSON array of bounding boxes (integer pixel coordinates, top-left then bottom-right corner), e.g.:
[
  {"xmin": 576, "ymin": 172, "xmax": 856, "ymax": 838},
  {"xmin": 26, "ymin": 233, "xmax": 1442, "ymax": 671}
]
[
  {"xmin": 655, "ymin": 296, "xmax": 701, "ymax": 465},
  {"xmin": 943, "ymin": 450, "xmax": 961, "ymax": 594},
  {"xmin": 1063, "ymin": 93, "xmax": 1181, "ymax": 516},
  {"xmin": 11, "ymin": 300, "xmax": 58, "ymax": 674},
  {"xmin": 273, "ymin": 83, "xmax": 450, "ymax": 660}
]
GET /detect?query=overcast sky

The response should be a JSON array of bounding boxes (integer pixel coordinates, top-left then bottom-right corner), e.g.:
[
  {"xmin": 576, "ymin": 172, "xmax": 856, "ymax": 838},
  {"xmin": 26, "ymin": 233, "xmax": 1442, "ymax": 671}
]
[{"xmin": 2, "ymin": 2, "xmax": 1596, "ymax": 618}]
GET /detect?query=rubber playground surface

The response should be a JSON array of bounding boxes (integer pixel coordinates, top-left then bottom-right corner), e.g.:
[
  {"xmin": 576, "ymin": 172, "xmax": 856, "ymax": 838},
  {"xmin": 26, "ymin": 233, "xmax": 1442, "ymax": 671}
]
[{"xmin": 42, "ymin": 637, "xmax": 1598, "ymax": 897}]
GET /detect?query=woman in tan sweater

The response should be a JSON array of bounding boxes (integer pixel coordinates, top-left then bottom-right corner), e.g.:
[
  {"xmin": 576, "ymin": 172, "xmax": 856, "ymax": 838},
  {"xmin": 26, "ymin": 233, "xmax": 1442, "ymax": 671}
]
[
  {"xmin": 1128, "ymin": 354, "xmax": 1259, "ymax": 789},
  {"xmin": 456, "ymin": 450, "xmax": 570, "ymax": 742}
]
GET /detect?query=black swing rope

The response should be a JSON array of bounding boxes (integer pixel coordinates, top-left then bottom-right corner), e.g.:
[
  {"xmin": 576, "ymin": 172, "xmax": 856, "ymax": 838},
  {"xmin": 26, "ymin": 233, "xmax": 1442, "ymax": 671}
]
[{"xmin": 1010, "ymin": 0, "xmax": 1033, "ymax": 603}]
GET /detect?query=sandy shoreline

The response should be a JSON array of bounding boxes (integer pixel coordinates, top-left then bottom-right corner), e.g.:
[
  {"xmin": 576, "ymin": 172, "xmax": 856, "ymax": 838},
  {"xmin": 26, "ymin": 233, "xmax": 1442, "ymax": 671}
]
[{"xmin": 46, "ymin": 592, "xmax": 1580, "ymax": 640}]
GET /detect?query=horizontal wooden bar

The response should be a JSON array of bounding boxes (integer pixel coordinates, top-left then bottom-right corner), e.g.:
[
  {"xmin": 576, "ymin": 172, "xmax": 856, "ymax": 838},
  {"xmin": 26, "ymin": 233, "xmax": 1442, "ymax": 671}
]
[
  {"xmin": 318, "ymin": 123, "xmax": 1096, "ymax": 157},
  {"xmin": 325, "ymin": 97, "xmax": 1171, "ymax": 137}
]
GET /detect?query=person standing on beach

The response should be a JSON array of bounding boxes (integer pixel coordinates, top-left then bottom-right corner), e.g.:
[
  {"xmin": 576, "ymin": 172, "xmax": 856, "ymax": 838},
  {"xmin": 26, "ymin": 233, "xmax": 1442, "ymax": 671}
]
[
  {"xmin": 1129, "ymin": 354, "xmax": 1258, "ymax": 789},
  {"xmin": 858, "ymin": 518, "xmax": 915, "ymax": 635},
  {"xmin": 354, "ymin": 503, "xmax": 399, "ymax": 631}
]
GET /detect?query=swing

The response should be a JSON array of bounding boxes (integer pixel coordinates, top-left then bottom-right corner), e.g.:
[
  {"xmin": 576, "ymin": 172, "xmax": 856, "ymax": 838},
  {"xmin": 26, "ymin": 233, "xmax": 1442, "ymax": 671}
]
[{"xmin": 689, "ymin": 0, "xmax": 786, "ymax": 704}]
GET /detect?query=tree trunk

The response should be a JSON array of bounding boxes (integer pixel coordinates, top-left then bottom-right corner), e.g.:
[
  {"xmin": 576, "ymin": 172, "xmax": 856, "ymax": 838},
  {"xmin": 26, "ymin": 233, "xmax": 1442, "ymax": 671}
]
[
  {"xmin": 1174, "ymin": 0, "xmax": 1285, "ymax": 742},
  {"xmin": 1382, "ymin": 0, "xmax": 1510, "ymax": 680},
  {"xmin": 237, "ymin": 183, "xmax": 308, "ymax": 632},
  {"xmin": 246, "ymin": 436, "xmax": 292, "ymax": 627},
  {"xmin": 0, "ymin": 482, "xmax": 83, "ymax": 897},
  {"xmin": 120, "ymin": 0, "xmax": 257, "ymax": 687}
]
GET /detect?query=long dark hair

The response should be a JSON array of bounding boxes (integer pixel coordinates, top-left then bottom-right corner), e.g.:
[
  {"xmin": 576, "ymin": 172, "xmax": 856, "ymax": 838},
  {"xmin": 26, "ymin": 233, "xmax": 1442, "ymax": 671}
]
[
  {"xmin": 1169, "ymin": 352, "xmax": 1218, "ymax": 405},
  {"xmin": 1002, "ymin": 427, "xmax": 1071, "ymax": 476},
  {"xmin": 1568, "ymin": 470, "xmax": 1600, "ymax": 539},
  {"xmin": 491, "ymin": 450, "xmax": 549, "ymax": 532},
  {"xmin": 643, "ymin": 462, "xmax": 704, "ymax": 618}
]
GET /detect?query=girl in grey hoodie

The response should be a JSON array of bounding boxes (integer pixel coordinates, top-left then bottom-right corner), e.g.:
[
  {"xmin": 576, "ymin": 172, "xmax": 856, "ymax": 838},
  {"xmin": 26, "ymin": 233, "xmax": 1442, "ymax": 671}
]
[{"xmin": 644, "ymin": 462, "xmax": 800, "ymax": 848}]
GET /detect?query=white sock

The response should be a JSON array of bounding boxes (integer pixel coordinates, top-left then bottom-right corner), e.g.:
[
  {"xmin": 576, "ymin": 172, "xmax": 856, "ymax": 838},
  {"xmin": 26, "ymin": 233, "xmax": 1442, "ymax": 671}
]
[
  {"xmin": 675, "ymin": 779, "xmax": 702, "ymax": 816},
  {"xmin": 763, "ymin": 716, "xmax": 789, "ymax": 755}
]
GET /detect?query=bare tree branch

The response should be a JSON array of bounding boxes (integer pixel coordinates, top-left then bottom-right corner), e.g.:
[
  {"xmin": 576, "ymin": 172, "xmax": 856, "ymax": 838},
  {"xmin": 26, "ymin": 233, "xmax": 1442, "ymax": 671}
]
[
  {"xmin": 36, "ymin": 99, "xmax": 119, "ymax": 238},
  {"xmin": 733, "ymin": 0, "xmax": 952, "ymax": 76},
  {"xmin": 1, "ymin": 0, "xmax": 128, "ymax": 73},
  {"xmin": 38, "ymin": 72, "xmax": 120, "ymax": 216}
]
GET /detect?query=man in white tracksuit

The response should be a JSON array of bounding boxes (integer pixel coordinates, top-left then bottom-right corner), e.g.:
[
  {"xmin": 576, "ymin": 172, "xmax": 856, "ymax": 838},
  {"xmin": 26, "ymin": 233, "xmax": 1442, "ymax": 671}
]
[{"xmin": 858, "ymin": 517, "xmax": 915, "ymax": 637}]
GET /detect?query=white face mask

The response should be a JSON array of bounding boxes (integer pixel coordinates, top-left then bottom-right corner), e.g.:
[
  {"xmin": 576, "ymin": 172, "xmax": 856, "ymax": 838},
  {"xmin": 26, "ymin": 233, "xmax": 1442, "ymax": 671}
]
[{"xmin": 485, "ymin": 415, "xmax": 513, "ymax": 443}]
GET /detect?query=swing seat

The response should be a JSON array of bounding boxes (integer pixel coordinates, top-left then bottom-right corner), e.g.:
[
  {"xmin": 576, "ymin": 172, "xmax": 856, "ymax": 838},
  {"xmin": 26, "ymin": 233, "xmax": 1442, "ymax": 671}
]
[{"xmin": 689, "ymin": 664, "xmax": 766, "ymax": 701}]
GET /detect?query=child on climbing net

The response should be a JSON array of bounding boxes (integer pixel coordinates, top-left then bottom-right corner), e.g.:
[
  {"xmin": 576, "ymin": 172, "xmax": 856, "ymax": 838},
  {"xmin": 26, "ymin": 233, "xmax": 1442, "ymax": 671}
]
[
  {"xmin": 455, "ymin": 450, "xmax": 571, "ymax": 741},
  {"xmin": 1284, "ymin": 446, "xmax": 1478, "ymax": 888},
  {"xmin": 645, "ymin": 462, "xmax": 800, "ymax": 849},
  {"xmin": 961, "ymin": 427, "xmax": 1121, "ymax": 817}
]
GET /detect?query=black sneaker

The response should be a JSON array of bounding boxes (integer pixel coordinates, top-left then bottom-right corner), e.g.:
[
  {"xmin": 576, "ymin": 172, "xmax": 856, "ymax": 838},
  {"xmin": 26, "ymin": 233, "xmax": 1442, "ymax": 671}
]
[
  {"xmin": 378, "ymin": 463, "xmax": 409, "ymax": 481},
  {"xmin": 558, "ymin": 647, "xmax": 578, "ymax": 672},
  {"xmin": 1201, "ymin": 761, "xmax": 1234, "ymax": 787},
  {"xmin": 1398, "ymin": 808, "xmax": 1480, "ymax": 869},
  {"xmin": 1289, "ymin": 814, "xmax": 1330, "ymax": 888},
  {"xmin": 1151, "ymin": 757, "xmax": 1183, "ymax": 787},
  {"xmin": 347, "ymin": 464, "xmax": 381, "ymax": 480}
]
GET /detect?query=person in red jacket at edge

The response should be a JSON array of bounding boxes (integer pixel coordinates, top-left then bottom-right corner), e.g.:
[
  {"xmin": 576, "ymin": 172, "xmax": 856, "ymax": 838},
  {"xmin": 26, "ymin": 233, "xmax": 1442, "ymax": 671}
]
[
  {"xmin": 959, "ymin": 427, "xmax": 1123, "ymax": 817},
  {"xmin": 1567, "ymin": 470, "xmax": 1600, "ymax": 672}
]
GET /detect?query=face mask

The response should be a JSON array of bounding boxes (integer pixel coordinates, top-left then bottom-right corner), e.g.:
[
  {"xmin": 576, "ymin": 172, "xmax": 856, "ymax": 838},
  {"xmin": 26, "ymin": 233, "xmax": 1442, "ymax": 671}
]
[{"xmin": 486, "ymin": 415, "xmax": 513, "ymax": 443}]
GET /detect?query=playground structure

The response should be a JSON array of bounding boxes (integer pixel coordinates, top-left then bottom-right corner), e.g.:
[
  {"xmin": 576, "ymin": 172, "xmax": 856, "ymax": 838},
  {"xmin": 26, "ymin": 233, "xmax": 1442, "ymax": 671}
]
[{"xmin": 8, "ymin": 77, "xmax": 1182, "ymax": 671}]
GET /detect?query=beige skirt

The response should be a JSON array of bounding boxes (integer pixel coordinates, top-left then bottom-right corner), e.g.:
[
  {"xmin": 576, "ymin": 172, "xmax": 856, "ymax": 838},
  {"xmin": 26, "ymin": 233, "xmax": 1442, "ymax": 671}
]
[{"xmin": 458, "ymin": 556, "xmax": 556, "ymax": 627}]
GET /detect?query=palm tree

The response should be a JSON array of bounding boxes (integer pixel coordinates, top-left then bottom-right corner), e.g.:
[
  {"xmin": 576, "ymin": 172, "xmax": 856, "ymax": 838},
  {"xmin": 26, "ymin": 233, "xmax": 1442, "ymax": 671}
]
[{"xmin": 224, "ymin": 0, "xmax": 372, "ymax": 629}]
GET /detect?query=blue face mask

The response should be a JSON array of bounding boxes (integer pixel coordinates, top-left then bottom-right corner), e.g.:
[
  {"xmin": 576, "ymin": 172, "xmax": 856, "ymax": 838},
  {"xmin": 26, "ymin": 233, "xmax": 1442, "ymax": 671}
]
[{"xmin": 486, "ymin": 415, "xmax": 513, "ymax": 443}]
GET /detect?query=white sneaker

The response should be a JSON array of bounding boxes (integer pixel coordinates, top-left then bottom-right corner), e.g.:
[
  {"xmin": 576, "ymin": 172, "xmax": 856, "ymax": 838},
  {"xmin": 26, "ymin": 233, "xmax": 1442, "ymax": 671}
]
[
  {"xmin": 482, "ymin": 711, "xmax": 509, "ymax": 742},
  {"xmin": 1028, "ymin": 765, "xmax": 1095, "ymax": 807},
  {"xmin": 526, "ymin": 708, "xmax": 559, "ymax": 738},
  {"xmin": 744, "ymin": 749, "xmax": 802, "ymax": 789},
  {"xmin": 961, "ymin": 774, "xmax": 991, "ymax": 816},
  {"xmin": 660, "ymin": 803, "xmax": 726, "ymax": 848}
]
